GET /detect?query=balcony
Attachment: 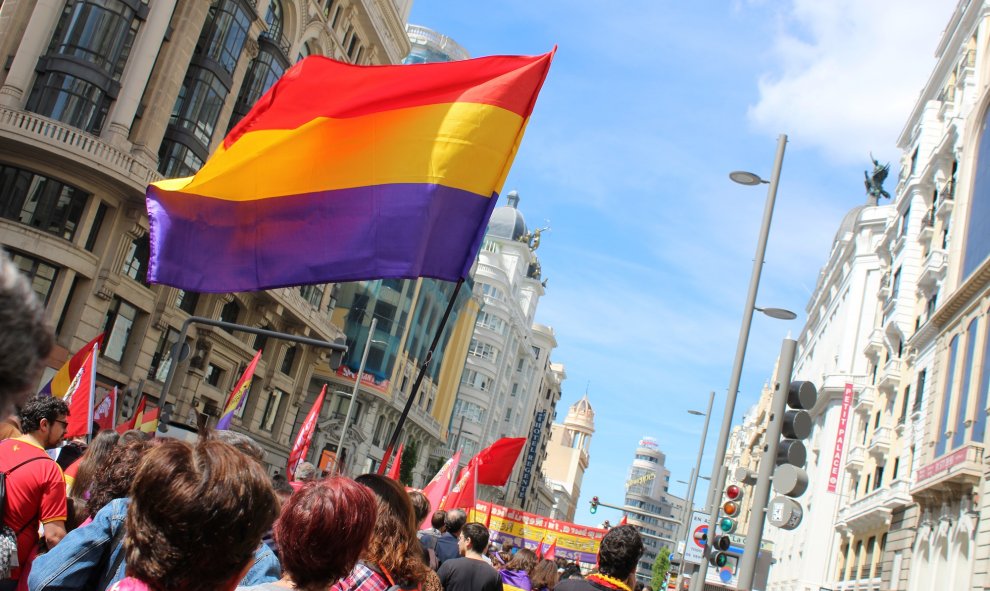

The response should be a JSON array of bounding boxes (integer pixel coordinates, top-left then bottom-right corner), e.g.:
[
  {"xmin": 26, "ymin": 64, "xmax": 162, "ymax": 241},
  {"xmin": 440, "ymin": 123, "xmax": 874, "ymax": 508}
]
[
  {"xmin": 0, "ymin": 106, "xmax": 161, "ymax": 192},
  {"xmin": 877, "ymin": 271, "xmax": 892, "ymax": 301},
  {"xmin": 918, "ymin": 208, "xmax": 935, "ymax": 243},
  {"xmin": 912, "ymin": 444, "xmax": 985, "ymax": 497},
  {"xmin": 868, "ymin": 425, "xmax": 891, "ymax": 458},
  {"xmin": 846, "ymin": 444, "xmax": 865, "ymax": 473},
  {"xmin": 918, "ymin": 248, "xmax": 948, "ymax": 290},
  {"xmin": 877, "ymin": 358, "xmax": 902, "ymax": 393},
  {"xmin": 835, "ymin": 486, "xmax": 895, "ymax": 534},
  {"xmin": 854, "ymin": 385, "xmax": 876, "ymax": 413},
  {"xmin": 934, "ymin": 181, "xmax": 955, "ymax": 220},
  {"xmin": 863, "ymin": 328, "xmax": 884, "ymax": 358}
]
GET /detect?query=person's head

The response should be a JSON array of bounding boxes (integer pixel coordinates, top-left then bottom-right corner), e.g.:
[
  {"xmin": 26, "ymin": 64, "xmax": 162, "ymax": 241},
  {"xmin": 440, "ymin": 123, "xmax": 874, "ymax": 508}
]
[
  {"xmin": 597, "ymin": 525, "xmax": 644, "ymax": 585},
  {"xmin": 431, "ymin": 510, "xmax": 446, "ymax": 531},
  {"xmin": 531, "ymin": 559, "xmax": 560, "ymax": 591},
  {"xmin": 560, "ymin": 564, "xmax": 583, "ymax": 580},
  {"xmin": 275, "ymin": 477, "xmax": 377, "ymax": 591},
  {"xmin": 0, "ymin": 252, "xmax": 53, "ymax": 415},
  {"xmin": 213, "ymin": 429, "xmax": 266, "ymax": 464},
  {"xmin": 124, "ymin": 439, "xmax": 278, "ymax": 591},
  {"xmin": 19, "ymin": 396, "xmax": 69, "ymax": 448},
  {"xmin": 444, "ymin": 508, "xmax": 467, "ymax": 536},
  {"xmin": 505, "ymin": 548, "xmax": 538, "ymax": 573},
  {"xmin": 72, "ymin": 429, "xmax": 119, "ymax": 498},
  {"xmin": 85, "ymin": 436, "xmax": 152, "ymax": 518},
  {"xmin": 458, "ymin": 522, "xmax": 489, "ymax": 556},
  {"xmin": 355, "ymin": 473, "xmax": 429, "ymax": 585},
  {"xmin": 295, "ymin": 461, "xmax": 317, "ymax": 481},
  {"xmin": 118, "ymin": 429, "xmax": 149, "ymax": 445},
  {"xmin": 408, "ymin": 490, "xmax": 430, "ymax": 526},
  {"xmin": 635, "ymin": 582, "xmax": 644, "ymax": 591},
  {"xmin": 271, "ymin": 473, "xmax": 295, "ymax": 505},
  {"xmin": 643, "ymin": 585, "xmax": 652, "ymax": 591}
]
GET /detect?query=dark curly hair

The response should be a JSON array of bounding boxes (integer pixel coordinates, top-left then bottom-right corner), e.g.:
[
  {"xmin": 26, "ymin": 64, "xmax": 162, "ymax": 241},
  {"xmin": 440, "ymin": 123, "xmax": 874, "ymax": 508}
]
[
  {"xmin": 275, "ymin": 477, "xmax": 377, "ymax": 591},
  {"xmin": 19, "ymin": 396, "xmax": 68, "ymax": 433},
  {"xmin": 85, "ymin": 437, "xmax": 150, "ymax": 517},
  {"xmin": 597, "ymin": 525, "xmax": 643, "ymax": 581},
  {"xmin": 0, "ymin": 252, "xmax": 53, "ymax": 414},
  {"xmin": 355, "ymin": 474, "xmax": 430, "ymax": 586},
  {"xmin": 124, "ymin": 439, "xmax": 278, "ymax": 591}
]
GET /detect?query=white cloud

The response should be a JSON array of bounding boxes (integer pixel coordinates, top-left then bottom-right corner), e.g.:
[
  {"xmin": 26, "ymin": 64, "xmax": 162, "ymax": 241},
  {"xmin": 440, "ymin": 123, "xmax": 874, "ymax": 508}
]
[{"xmin": 748, "ymin": 0, "xmax": 958, "ymax": 164}]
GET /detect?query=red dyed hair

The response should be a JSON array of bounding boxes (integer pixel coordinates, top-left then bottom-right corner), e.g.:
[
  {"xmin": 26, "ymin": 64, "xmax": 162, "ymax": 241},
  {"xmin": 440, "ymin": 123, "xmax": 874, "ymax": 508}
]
[{"xmin": 275, "ymin": 477, "xmax": 377, "ymax": 590}]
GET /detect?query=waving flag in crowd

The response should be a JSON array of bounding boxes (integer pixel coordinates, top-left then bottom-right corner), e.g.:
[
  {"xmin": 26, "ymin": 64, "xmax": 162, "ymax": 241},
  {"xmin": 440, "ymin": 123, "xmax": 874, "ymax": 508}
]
[
  {"xmin": 62, "ymin": 348, "xmax": 97, "ymax": 439},
  {"xmin": 288, "ymin": 385, "xmax": 327, "ymax": 480},
  {"xmin": 93, "ymin": 387, "xmax": 117, "ymax": 432},
  {"xmin": 39, "ymin": 333, "xmax": 102, "ymax": 398},
  {"xmin": 217, "ymin": 350, "xmax": 262, "ymax": 430},
  {"xmin": 146, "ymin": 51, "xmax": 554, "ymax": 292}
]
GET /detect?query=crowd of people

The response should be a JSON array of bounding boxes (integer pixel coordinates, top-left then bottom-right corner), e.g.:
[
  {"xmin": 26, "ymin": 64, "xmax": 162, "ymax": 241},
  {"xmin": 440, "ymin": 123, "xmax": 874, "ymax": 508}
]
[{"xmin": 0, "ymin": 252, "xmax": 649, "ymax": 591}]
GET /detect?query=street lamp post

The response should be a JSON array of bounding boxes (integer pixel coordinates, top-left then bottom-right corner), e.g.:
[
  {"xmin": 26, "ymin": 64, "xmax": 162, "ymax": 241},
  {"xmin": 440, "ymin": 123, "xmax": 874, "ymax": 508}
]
[
  {"xmin": 690, "ymin": 134, "xmax": 789, "ymax": 591},
  {"xmin": 676, "ymin": 391, "xmax": 715, "ymax": 587},
  {"xmin": 336, "ymin": 317, "xmax": 377, "ymax": 476}
]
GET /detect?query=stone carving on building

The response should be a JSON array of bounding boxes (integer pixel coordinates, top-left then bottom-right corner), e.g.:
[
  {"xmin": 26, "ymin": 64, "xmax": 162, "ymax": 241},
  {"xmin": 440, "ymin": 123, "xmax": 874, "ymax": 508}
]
[{"xmin": 864, "ymin": 155, "xmax": 891, "ymax": 201}]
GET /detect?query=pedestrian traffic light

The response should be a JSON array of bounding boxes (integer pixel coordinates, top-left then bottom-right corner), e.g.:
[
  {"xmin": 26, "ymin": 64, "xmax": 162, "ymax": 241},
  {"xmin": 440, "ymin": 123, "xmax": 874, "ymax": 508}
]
[
  {"xmin": 120, "ymin": 387, "xmax": 139, "ymax": 419},
  {"xmin": 768, "ymin": 381, "xmax": 818, "ymax": 531},
  {"xmin": 157, "ymin": 402, "xmax": 174, "ymax": 433},
  {"xmin": 590, "ymin": 496, "xmax": 599, "ymax": 514}
]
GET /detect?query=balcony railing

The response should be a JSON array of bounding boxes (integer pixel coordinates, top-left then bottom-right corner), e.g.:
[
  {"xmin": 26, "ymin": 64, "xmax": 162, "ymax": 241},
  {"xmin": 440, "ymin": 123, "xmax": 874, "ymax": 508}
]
[
  {"xmin": 846, "ymin": 444, "xmax": 865, "ymax": 473},
  {"xmin": 935, "ymin": 180, "xmax": 955, "ymax": 220},
  {"xmin": 868, "ymin": 425, "xmax": 891, "ymax": 457},
  {"xmin": 918, "ymin": 248, "xmax": 948, "ymax": 289},
  {"xmin": 854, "ymin": 386, "xmax": 876, "ymax": 413},
  {"xmin": 913, "ymin": 443, "xmax": 985, "ymax": 495},
  {"xmin": 877, "ymin": 358, "xmax": 902, "ymax": 392},
  {"xmin": 0, "ymin": 106, "xmax": 161, "ymax": 190}
]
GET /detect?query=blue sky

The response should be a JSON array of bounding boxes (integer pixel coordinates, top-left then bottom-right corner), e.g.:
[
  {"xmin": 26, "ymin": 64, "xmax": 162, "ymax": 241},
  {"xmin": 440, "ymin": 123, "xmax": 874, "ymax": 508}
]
[{"xmin": 407, "ymin": 0, "xmax": 958, "ymax": 526}]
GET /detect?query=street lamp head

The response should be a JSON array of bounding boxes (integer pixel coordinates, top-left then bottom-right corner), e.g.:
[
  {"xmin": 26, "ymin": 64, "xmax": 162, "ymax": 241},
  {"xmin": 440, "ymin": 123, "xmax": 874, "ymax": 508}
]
[
  {"xmin": 756, "ymin": 306, "xmax": 798, "ymax": 320},
  {"xmin": 688, "ymin": 410, "xmax": 706, "ymax": 416},
  {"xmin": 729, "ymin": 171, "xmax": 768, "ymax": 186}
]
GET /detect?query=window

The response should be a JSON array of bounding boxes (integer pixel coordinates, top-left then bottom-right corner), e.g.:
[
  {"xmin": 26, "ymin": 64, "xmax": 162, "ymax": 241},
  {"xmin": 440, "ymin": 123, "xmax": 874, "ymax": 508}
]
[
  {"xmin": 898, "ymin": 386, "xmax": 911, "ymax": 423},
  {"xmin": 263, "ymin": 0, "xmax": 284, "ymax": 41},
  {"xmin": 157, "ymin": 139, "xmax": 204, "ymax": 178},
  {"xmin": 219, "ymin": 299, "xmax": 240, "ymax": 326},
  {"xmin": 891, "ymin": 267, "xmax": 901, "ymax": 299},
  {"xmin": 205, "ymin": 363, "xmax": 225, "ymax": 387},
  {"xmin": 467, "ymin": 339, "xmax": 499, "ymax": 362},
  {"xmin": 27, "ymin": 0, "xmax": 143, "ymax": 133},
  {"xmin": 8, "ymin": 251, "xmax": 59, "ymax": 305},
  {"xmin": 900, "ymin": 206, "xmax": 910, "ymax": 236},
  {"xmin": 120, "ymin": 234, "xmax": 150, "ymax": 283},
  {"xmin": 148, "ymin": 327, "xmax": 180, "ymax": 382},
  {"xmin": 374, "ymin": 300, "xmax": 397, "ymax": 332},
  {"xmin": 176, "ymin": 290, "xmax": 199, "ymax": 315},
  {"xmin": 280, "ymin": 346, "xmax": 296, "ymax": 375},
  {"xmin": 0, "ymin": 164, "xmax": 89, "ymax": 241},
  {"xmin": 372, "ymin": 415, "xmax": 386, "ymax": 446},
  {"xmin": 199, "ymin": 0, "xmax": 251, "ymax": 75},
  {"xmin": 170, "ymin": 67, "xmax": 229, "ymax": 146},
  {"xmin": 84, "ymin": 202, "xmax": 108, "ymax": 251},
  {"xmin": 230, "ymin": 48, "xmax": 286, "ymax": 128},
  {"xmin": 452, "ymin": 399, "xmax": 485, "ymax": 423},
  {"xmin": 254, "ymin": 327, "xmax": 269, "ymax": 352},
  {"xmin": 259, "ymin": 388, "xmax": 284, "ymax": 431},
  {"xmin": 476, "ymin": 311, "xmax": 506, "ymax": 335},
  {"xmin": 459, "ymin": 369, "xmax": 490, "ymax": 392},
  {"xmin": 480, "ymin": 283, "xmax": 503, "ymax": 300},
  {"xmin": 299, "ymin": 284, "xmax": 324, "ymax": 307},
  {"xmin": 914, "ymin": 369, "xmax": 927, "ymax": 412},
  {"xmin": 953, "ymin": 318, "xmax": 980, "ymax": 448},
  {"xmin": 322, "ymin": 0, "xmax": 335, "ymax": 18},
  {"xmin": 103, "ymin": 296, "xmax": 137, "ymax": 363}
]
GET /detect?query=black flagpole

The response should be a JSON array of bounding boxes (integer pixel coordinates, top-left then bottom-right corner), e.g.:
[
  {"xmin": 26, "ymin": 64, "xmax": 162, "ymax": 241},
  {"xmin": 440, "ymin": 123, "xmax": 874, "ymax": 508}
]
[{"xmin": 378, "ymin": 278, "xmax": 465, "ymax": 475}]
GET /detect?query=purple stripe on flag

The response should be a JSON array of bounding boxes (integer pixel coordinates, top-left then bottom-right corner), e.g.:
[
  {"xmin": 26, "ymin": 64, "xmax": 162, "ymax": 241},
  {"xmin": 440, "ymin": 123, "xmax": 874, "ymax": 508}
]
[
  {"xmin": 146, "ymin": 184, "xmax": 498, "ymax": 293},
  {"xmin": 500, "ymin": 570, "xmax": 532, "ymax": 591}
]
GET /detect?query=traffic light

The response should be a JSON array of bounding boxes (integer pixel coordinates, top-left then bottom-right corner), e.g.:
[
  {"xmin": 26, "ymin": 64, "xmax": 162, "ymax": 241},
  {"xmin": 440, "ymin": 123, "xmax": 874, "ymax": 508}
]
[
  {"xmin": 120, "ymin": 387, "xmax": 139, "ymax": 419},
  {"xmin": 768, "ymin": 381, "xmax": 817, "ymax": 531},
  {"xmin": 710, "ymin": 483, "xmax": 745, "ymax": 568},
  {"xmin": 157, "ymin": 402, "xmax": 174, "ymax": 433},
  {"xmin": 590, "ymin": 496, "xmax": 599, "ymax": 514}
]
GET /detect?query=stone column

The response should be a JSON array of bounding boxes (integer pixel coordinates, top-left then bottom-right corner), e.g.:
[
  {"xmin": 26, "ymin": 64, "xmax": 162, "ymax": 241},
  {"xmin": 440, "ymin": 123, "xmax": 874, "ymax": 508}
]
[
  {"xmin": 103, "ymin": 0, "xmax": 178, "ymax": 148},
  {"xmin": 0, "ymin": 0, "xmax": 61, "ymax": 108}
]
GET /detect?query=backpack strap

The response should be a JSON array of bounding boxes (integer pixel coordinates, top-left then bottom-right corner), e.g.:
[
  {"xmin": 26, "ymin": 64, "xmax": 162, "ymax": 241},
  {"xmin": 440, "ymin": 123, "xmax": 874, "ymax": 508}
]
[{"xmin": 3, "ymin": 456, "xmax": 48, "ymax": 476}]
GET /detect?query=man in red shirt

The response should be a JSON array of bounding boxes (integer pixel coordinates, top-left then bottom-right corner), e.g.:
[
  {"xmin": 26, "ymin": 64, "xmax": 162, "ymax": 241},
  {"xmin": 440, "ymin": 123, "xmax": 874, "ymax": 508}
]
[{"xmin": 0, "ymin": 397, "xmax": 69, "ymax": 589}]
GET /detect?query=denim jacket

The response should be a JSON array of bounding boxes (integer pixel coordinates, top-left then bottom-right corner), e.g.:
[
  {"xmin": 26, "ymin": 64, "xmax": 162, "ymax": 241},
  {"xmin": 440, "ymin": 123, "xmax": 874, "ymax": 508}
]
[{"xmin": 27, "ymin": 498, "xmax": 281, "ymax": 591}]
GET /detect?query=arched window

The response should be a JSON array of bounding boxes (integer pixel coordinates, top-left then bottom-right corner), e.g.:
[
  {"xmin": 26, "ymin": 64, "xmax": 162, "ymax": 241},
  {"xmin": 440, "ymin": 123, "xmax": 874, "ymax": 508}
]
[
  {"xmin": 935, "ymin": 334, "xmax": 960, "ymax": 457},
  {"xmin": 219, "ymin": 299, "xmax": 240, "ymax": 325},
  {"xmin": 264, "ymin": 0, "xmax": 284, "ymax": 42}
]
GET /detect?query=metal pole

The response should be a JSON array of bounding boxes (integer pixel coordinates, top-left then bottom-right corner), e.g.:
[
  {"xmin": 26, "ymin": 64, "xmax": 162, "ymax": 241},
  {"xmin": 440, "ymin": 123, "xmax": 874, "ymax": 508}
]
[
  {"xmin": 676, "ymin": 391, "xmax": 715, "ymax": 586},
  {"xmin": 379, "ymin": 278, "xmax": 465, "ymax": 474},
  {"xmin": 692, "ymin": 134, "xmax": 787, "ymax": 591},
  {"xmin": 336, "ymin": 317, "xmax": 376, "ymax": 476},
  {"xmin": 737, "ymin": 338, "xmax": 796, "ymax": 589}
]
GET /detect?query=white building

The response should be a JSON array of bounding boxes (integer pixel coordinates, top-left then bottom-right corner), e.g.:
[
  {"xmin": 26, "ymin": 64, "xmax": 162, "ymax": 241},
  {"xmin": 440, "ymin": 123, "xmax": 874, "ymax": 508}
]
[
  {"xmin": 763, "ymin": 201, "xmax": 894, "ymax": 591},
  {"xmin": 452, "ymin": 190, "xmax": 561, "ymax": 510}
]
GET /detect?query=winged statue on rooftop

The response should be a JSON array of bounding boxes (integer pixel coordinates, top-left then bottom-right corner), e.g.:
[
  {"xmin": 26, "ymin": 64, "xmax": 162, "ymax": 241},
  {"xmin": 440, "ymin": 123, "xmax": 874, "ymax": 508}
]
[{"xmin": 865, "ymin": 154, "xmax": 892, "ymax": 200}]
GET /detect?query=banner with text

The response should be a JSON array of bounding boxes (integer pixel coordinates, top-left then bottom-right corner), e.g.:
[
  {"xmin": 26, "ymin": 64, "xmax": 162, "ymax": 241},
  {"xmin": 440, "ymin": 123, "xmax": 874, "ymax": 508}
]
[
  {"xmin": 468, "ymin": 501, "xmax": 607, "ymax": 564},
  {"xmin": 828, "ymin": 383, "xmax": 855, "ymax": 493}
]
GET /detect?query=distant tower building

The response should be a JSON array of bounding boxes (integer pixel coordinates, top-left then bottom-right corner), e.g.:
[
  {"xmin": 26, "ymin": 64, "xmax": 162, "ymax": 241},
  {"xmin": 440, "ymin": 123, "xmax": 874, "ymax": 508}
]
[
  {"xmin": 403, "ymin": 24, "xmax": 470, "ymax": 64},
  {"xmin": 624, "ymin": 438, "xmax": 685, "ymax": 584},
  {"xmin": 543, "ymin": 395, "xmax": 595, "ymax": 521}
]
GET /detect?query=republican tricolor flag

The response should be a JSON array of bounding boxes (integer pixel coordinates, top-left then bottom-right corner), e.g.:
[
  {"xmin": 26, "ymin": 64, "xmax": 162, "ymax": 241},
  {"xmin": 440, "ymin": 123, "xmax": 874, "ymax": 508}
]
[
  {"xmin": 39, "ymin": 334, "xmax": 103, "ymax": 398},
  {"xmin": 146, "ymin": 52, "xmax": 554, "ymax": 292},
  {"xmin": 217, "ymin": 350, "xmax": 262, "ymax": 430}
]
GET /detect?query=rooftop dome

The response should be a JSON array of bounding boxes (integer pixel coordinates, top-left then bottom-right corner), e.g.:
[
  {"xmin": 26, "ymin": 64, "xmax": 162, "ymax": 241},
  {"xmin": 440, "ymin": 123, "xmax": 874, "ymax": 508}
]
[{"xmin": 487, "ymin": 190, "xmax": 527, "ymax": 240}]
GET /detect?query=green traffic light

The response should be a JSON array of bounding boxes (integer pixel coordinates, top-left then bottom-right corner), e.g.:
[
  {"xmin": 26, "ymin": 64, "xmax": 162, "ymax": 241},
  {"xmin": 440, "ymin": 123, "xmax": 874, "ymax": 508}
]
[
  {"xmin": 590, "ymin": 506, "xmax": 597, "ymax": 514},
  {"xmin": 715, "ymin": 553, "xmax": 728, "ymax": 568},
  {"xmin": 719, "ymin": 518, "xmax": 735, "ymax": 532}
]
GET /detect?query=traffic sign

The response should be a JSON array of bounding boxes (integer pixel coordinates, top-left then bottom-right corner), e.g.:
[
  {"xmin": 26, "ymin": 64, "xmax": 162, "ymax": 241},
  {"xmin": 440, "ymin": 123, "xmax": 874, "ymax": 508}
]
[{"xmin": 682, "ymin": 511, "xmax": 709, "ymax": 565}]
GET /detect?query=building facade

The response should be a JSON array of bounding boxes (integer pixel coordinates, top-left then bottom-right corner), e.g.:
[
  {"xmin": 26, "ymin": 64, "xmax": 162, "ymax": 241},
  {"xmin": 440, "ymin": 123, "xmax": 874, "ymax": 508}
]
[
  {"xmin": 622, "ymin": 437, "xmax": 685, "ymax": 583},
  {"xmin": 544, "ymin": 395, "xmax": 595, "ymax": 522},
  {"xmin": 0, "ymin": 0, "xmax": 461, "ymax": 476}
]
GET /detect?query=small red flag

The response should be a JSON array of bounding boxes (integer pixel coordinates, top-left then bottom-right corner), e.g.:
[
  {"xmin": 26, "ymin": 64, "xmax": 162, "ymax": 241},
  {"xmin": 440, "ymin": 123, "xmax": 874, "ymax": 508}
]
[
  {"xmin": 471, "ymin": 437, "xmax": 527, "ymax": 486},
  {"xmin": 117, "ymin": 396, "xmax": 146, "ymax": 433},
  {"xmin": 93, "ymin": 387, "xmax": 116, "ymax": 432},
  {"xmin": 288, "ymin": 385, "xmax": 326, "ymax": 480},
  {"xmin": 619, "ymin": 515, "xmax": 628, "ymax": 526},
  {"xmin": 387, "ymin": 443, "xmax": 404, "ymax": 481},
  {"xmin": 63, "ymin": 349, "xmax": 96, "ymax": 439},
  {"xmin": 543, "ymin": 537, "xmax": 556, "ymax": 560},
  {"xmin": 421, "ymin": 450, "xmax": 461, "ymax": 528},
  {"xmin": 444, "ymin": 460, "xmax": 477, "ymax": 510}
]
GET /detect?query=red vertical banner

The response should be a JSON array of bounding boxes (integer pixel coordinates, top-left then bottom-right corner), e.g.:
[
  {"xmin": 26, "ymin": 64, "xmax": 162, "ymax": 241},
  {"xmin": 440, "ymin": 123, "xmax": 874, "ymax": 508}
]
[
  {"xmin": 288, "ymin": 385, "xmax": 327, "ymax": 480},
  {"xmin": 828, "ymin": 383, "xmax": 855, "ymax": 493}
]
